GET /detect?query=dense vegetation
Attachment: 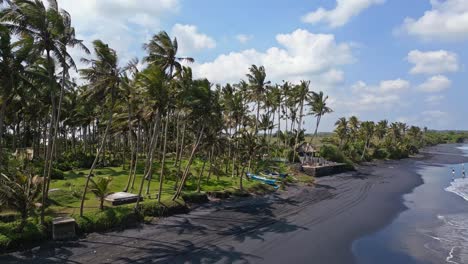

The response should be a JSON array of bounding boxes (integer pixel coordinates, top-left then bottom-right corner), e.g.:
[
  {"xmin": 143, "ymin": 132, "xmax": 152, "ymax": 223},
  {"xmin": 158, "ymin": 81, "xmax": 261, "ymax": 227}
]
[{"xmin": 0, "ymin": 0, "xmax": 466, "ymax": 253}]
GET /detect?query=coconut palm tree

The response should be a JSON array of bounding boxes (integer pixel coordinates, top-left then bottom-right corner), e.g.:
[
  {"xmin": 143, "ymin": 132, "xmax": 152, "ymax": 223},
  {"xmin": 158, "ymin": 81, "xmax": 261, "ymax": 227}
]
[
  {"xmin": 308, "ymin": 91, "xmax": 333, "ymax": 143},
  {"xmin": 143, "ymin": 31, "xmax": 194, "ymax": 79},
  {"xmin": 79, "ymin": 40, "xmax": 121, "ymax": 217},
  {"xmin": 246, "ymin": 65, "xmax": 270, "ymax": 134},
  {"xmin": 349, "ymin": 116, "xmax": 360, "ymax": 139},
  {"xmin": 360, "ymin": 121, "xmax": 375, "ymax": 160},
  {"xmin": 0, "ymin": 171, "xmax": 42, "ymax": 232},
  {"xmin": 375, "ymin": 120, "xmax": 388, "ymax": 142},
  {"xmin": 89, "ymin": 176, "xmax": 113, "ymax": 211},
  {"xmin": 294, "ymin": 80, "xmax": 311, "ymax": 147},
  {"xmin": 334, "ymin": 117, "xmax": 349, "ymax": 149}
]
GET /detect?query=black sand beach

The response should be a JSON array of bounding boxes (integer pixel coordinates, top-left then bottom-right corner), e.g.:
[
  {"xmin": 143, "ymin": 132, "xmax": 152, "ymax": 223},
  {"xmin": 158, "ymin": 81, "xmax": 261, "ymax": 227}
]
[{"xmin": 2, "ymin": 144, "xmax": 467, "ymax": 264}]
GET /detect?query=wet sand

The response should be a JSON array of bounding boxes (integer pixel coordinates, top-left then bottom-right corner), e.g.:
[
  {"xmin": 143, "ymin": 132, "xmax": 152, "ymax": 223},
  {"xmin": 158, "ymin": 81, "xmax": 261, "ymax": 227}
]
[{"xmin": 2, "ymin": 144, "xmax": 467, "ymax": 264}]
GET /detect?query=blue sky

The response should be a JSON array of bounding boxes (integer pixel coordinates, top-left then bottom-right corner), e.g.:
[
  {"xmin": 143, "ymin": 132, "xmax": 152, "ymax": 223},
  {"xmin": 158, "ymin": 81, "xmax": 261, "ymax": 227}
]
[{"xmin": 61, "ymin": 0, "xmax": 468, "ymax": 132}]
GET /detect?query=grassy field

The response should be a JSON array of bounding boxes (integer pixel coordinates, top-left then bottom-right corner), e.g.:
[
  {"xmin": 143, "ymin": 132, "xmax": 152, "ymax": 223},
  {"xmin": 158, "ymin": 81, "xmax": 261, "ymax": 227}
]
[{"xmin": 45, "ymin": 157, "xmax": 298, "ymax": 216}]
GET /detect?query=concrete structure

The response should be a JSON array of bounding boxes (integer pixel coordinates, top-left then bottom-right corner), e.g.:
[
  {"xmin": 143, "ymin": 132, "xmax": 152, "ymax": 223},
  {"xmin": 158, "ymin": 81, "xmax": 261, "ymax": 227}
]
[
  {"xmin": 52, "ymin": 217, "xmax": 76, "ymax": 240},
  {"xmin": 301, "ymin": 163, "xmax": 348, "ymax": 177},
  {"xmin": 104, "ymin": 192, "xmax": 141, "ymax": 206}
]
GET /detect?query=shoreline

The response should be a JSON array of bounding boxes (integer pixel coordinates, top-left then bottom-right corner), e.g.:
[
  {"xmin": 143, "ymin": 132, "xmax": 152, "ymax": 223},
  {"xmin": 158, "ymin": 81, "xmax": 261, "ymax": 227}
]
[{"xmin": 2, "ymin": 144, "xmax": 467, "ymax": 264}]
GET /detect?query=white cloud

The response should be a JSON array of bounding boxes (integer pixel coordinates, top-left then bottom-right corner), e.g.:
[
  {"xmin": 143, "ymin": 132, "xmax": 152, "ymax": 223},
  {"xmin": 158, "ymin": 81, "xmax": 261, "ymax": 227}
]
[
  {"xmin": 379, "ymin": 79, "xmax": 410, "ymax": 92},
  {"xmin": 60, "ymin": 0, "xmax": 180, "ymax": 72},
  {"xmin": 407, "ymin": 50, "xmax": 459, "ymax": 75},
  {"xmin": 302, "ymin": 0, "xmax": 385, "ymax": 28},
  {"xmin": 235, "ymin": 34, "xmax": 253, "ymax": 44},
  {"xmin": 192, "ymin": 29, "xmax": 354, "ymax": 84},
  {"xmin": 346, "ymin": 78, "xmax": 409, "ymax": 111},
  {"xmin": 425, "ymin": 95, "xmax": 445, "ymax": 104},
  {"xmin": 171, "ymin": 24, "xmax": 216, "ymax": 55},
  {"xmin": 400, "ymin": 0, "xmax": 468, "ymax": 41},
  {"xmin": 418, "ymin": 75, "xmax": 451, "ymax": 92}
]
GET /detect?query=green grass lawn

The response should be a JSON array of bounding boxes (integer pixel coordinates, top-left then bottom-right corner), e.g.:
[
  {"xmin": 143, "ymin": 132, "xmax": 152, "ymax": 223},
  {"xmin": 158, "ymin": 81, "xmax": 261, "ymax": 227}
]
[{"xmin": 46, "ymin": 157, "xmax": 293, "ymax": 216}]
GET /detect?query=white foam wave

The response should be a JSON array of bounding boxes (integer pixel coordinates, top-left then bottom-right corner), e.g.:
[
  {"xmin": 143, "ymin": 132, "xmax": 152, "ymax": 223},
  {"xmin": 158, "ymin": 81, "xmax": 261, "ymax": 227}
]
[
  {"xmin": 424, "ymin": 214, "xmax": 468, "ymax": 264},
  {"xmin": 445, "ymin": 178, "xmax": 468, "ymax": 201}
]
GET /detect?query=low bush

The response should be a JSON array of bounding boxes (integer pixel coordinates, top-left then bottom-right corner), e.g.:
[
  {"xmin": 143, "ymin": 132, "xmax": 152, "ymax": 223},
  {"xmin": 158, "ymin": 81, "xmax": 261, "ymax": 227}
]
[
  {"xmin": 247, "ymin": 182, "xmax": 275, "ymax": 195},
  {"xmin": 73, "ymin": 207, "xmax": 140, "ymax": 234},
  {"xmin": 230, "ymin": 189, "xmax": 250, "ymax": 197},
  {"xmin": 137, "ymin": 200, "xmax": 188, "ymax": 217},
  {"xmin": 206, "ymin": 190, "xmax": 231, "ymax": 199},
  {"xmin": 50, "ymin": 168, "xmax": 65, "ymax": 180},
  {"xmin": 0, "ymin": 220, "xmax": 48, "ymax": 253},
  {"xmin": 181, "ymin": 192, "xmax": 209, "ymax": 204},
  {"xmin": 320, "ymin": 144, "xmax": 355, "ymax": 168}
]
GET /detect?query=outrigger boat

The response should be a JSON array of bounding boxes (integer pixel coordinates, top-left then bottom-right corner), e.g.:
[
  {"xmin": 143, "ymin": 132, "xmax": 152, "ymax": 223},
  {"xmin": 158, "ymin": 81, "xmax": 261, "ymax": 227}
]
[
  {"xmin": 259, "ymin": 170, "xmax": 288, "ymax": 179},
  {"xmin": 246, "ymin": 173, "xmax": 280, "ymax": 189}
]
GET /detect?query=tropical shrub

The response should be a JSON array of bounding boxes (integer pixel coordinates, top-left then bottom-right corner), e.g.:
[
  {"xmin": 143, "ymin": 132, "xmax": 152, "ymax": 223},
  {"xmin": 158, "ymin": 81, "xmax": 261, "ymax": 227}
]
[{"xmin": 181, "ymin": 192, "xmax": 209, "ymax": 204}]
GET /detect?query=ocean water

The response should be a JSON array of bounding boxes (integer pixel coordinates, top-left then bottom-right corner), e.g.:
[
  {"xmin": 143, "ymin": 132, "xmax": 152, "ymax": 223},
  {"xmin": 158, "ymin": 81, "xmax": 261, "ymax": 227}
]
[{"xmin": 352, "ymin": 145, "xmax": 468, "ymax": 264}]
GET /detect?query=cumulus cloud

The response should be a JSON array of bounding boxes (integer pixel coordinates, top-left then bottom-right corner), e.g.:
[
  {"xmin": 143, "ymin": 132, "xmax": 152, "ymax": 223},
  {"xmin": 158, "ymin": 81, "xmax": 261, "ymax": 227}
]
[
  {"xmin": 60, "ymin": 0, "xmax": 180, "ymax": 72},
  {"xmin": 400, "ymin": 0, "xmax": 468, "ymax": 41},
  {"xmin": 302, "ymin": 0, "xmax": 385, "ymax": 28},
  {"xmin": 418, "ymin": 75, "xmax": 451, "ymax": 92},
  {"xmin": 171, "ymin": 24, "xmax": 216, "ymax": 55},
  {"xmin": 192, "ymin": 29, "xmax": 354, "ymax": 84},
  {"xmin": 407, "ymin": 50, "xmax": 459, "ymax": 75},
  {"xmin": 235, "ymin": 34, "xmax": 253, "ymax": 44},
  {"xmin": 346, "ymin": 78, "xmax": 409, "ymax": 111},
  {"xmin": 425, "ymin": 95, "xmax": 445, "ymax": 104}
]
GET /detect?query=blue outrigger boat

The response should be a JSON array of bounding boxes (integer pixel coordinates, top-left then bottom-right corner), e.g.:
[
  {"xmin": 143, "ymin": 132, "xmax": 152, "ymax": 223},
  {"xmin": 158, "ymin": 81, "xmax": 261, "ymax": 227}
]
[{"xmin": 246, "ymin": 173, "xmax": 280, "ymax": 189}]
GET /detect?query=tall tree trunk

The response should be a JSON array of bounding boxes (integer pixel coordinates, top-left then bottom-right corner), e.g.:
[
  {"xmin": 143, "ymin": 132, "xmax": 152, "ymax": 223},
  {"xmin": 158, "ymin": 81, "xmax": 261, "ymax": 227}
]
[
  {"xmin": 310, "ymin": 115, "xmax": 322, "ymax": 144},
  {"xmin": 124, "ymin": 102, "xmax": 135, "ymax": 192},
  {"xmin": 45, "ymin": 65, "xmax": 67, "ymax": 197},
  {"xmin": 0, "ymin": 100, "xmax": 6, "ymax": 161},
  {"xmin": 130, "ymin": 121, "xmax": 141, "ymax": 191},
  {"xmin": 157, "ymin": 113, "xmax": 170, "ymax": 203},
  {"xmin": 174, "ymin": 120, "xmax": 186, "ymax": 190},
  {"xmin": 173, "ymin": 126, "xmax": 204, "ymax": 200},
  {"xmin": 196, "ymin": 156, "xmax": 207, "ymax": 193},
  {"xmin": 79, "ymin": 94, "xmax": 115, "ymax": 217},
  {"xmin": 135, "ymin": 112, "xmax": 160, "ymax": 210}
]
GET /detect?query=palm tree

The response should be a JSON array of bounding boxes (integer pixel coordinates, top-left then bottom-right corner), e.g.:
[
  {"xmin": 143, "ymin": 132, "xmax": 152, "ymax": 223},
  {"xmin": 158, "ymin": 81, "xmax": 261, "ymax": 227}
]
[
  {"xmin": 334, "ymin": 117, "xmax": 349, "ymax": 148},
  {"xmin": 360, "ymin": 121, "xmax": 375, "ymax": 160},
  {"xmin": 294, "ymin": 80, "xmax": 311, "ymax": 148},
  {"xmin": 79, "ymin": 40, "xmax": 121, "ymax": 217},
  {"xmin": 246, "ymin": 65, "xmax": 270, "ymax": 134},
  {"xmin": 143, "ymin": 31, "xmax": 194, "ymax": 79},
  {"xmin": 308, "ymin": 91, "xmax": 333, "ymax": 143},
  {"xmin": 89, "ymin": 176, "xmax": 113, "ymax": 211},
  {"xmin": 349, "ymin": 116, "xmax": 360, "ymax": 139},
  {"xmin": 375, "ymin": 120, "xmax": 388, "ymax": 142},
  {"xmin": 0, "ymin": 171, "xmax": 42, "ymax": 232},
  {"xmin": 1, "ymin": 0, "xmax": 74, "ymax": 223},
  {"xmin": 143, "ymin": 31, "xmax": 193, "ymax": 202}
]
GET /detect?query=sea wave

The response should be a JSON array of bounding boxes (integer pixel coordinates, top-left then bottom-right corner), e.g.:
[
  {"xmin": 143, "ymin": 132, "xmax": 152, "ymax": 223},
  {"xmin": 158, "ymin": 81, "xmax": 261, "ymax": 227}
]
[
  {"xmin": 445, "ymin": 178, "xmax": 468, "ymax": 201},
  {"xmin": 423, "ymin": 214, "xmax": 468, "ymax": 264}
]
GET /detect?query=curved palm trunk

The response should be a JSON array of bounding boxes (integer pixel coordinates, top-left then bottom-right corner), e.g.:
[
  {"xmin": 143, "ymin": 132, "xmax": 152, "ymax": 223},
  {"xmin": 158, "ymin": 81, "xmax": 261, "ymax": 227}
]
[
  {"xmin": 45, "ymin": 65, "xmax": 67, "ymax": 197},
  {"xmin": 196, "ymin": 156, "xmax": 207, "ymax": 193},
  {"xmin": 134, "ymin": 111, "xmax": 160, "ymax": 210},
  {"xmin": 174, "ymin": 120, "xmax": 186, "ymax": 190},
  {"xmin": 310, "ymin": 115, "xmax": 322, "ymax": 144},
  {"xmin": 145, "ymin": 113, "xmax": 162, "ymax": 195},
  {"xmin": 157, "ymin": 113, "xmax": 170, "ymax": 203},
  {"xmin": 79, "ymin": 95, "xmax": 115, "ymax": 217},
  {"xmin": 124, "ymin": 103, "xmax": 135, "ymax": 192},
  {"xmin": 173, "ymin": 125, "xmax": 204, "ymax": 200},
  {"xmin": 0, "ymin": 99, "xmax": 7, "ymax": 160},
  {"xmin": 130, "ymin": 120, "xmax": 141, "ymax": 191}
]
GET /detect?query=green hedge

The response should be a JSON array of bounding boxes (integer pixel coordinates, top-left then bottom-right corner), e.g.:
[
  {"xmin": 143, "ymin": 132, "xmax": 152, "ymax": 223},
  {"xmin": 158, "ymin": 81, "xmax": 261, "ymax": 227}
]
[
  {"xmin": 181, "ymin": 193, "xmax": 209, "ymax": 204},
  {"xmin": 0, "ymin": 218, "xmax": 51, "ymax": 253},
  {"xmin": 136, "ymin": 200, "xmax": 188, "ymax": 217},
  {"xmin": 73, "ymin": 207, "xmax": 140, "ymax": 234}
]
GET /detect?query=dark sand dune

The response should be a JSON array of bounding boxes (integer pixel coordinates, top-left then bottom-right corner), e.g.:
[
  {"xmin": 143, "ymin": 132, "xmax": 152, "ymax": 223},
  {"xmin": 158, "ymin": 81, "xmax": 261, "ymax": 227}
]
[{"xmin": 2, "ymin": 144, "xmax": 467, "ymax": 264}]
